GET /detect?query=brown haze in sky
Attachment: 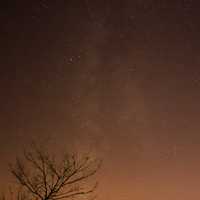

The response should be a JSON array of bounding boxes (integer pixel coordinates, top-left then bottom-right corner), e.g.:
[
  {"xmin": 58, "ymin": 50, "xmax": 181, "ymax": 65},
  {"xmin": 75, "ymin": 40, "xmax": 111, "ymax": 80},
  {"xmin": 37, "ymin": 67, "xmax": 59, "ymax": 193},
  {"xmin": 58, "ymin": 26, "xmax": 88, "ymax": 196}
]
[{"xmin": 1, "ymin": 1, "xmax": 200, "ymax": 200}]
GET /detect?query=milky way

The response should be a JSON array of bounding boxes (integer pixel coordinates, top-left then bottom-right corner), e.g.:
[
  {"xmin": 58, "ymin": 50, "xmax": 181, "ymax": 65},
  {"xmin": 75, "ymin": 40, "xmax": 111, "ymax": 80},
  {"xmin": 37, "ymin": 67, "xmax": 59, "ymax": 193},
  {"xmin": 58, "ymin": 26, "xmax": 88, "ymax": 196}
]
[{"xmin": 1, "ymin": 1, "xmax": 200, "ymax": 199}]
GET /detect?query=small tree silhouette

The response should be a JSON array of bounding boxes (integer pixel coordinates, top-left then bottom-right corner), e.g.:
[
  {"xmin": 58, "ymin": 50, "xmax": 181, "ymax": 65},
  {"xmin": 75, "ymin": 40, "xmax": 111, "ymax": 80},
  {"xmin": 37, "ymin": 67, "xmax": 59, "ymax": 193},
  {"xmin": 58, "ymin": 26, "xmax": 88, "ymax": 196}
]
[{"xmin": 8, "ymin": 144, "xmax": 101, "ymax": 200}]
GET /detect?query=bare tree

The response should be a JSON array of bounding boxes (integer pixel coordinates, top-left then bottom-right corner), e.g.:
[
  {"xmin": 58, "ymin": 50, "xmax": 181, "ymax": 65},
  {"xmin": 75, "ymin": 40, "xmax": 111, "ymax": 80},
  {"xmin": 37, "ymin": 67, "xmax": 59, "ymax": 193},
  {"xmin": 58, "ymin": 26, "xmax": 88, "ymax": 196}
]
[{"xmin": 9, "ymin": 144, "xmax": 101, "ymax": 200}]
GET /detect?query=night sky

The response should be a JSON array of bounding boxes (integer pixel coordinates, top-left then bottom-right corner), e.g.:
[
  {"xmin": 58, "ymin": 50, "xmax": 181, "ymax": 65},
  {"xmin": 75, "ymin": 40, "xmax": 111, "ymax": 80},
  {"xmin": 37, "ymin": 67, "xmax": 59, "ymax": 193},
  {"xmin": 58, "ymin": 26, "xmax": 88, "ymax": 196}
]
[{"xmin": 1, "ymin": 1, "xmax": 200, "ymax": 199}]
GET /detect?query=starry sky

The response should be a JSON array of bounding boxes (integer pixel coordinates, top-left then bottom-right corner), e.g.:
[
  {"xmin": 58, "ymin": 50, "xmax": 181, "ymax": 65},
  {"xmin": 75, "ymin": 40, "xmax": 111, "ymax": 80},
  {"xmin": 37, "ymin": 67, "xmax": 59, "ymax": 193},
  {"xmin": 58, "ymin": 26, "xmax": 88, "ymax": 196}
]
[{"xmin": 1, "ymin": 0, "xmax": 200, "ymax": 199}]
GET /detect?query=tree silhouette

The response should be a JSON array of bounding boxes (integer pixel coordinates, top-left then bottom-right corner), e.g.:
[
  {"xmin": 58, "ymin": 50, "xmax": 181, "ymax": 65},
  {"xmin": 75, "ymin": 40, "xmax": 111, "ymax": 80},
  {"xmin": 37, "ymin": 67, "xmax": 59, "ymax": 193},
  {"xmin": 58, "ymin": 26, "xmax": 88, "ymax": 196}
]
[{"xmin": 8, "ymin": 144, "xmax": 101, "ymax": 200}]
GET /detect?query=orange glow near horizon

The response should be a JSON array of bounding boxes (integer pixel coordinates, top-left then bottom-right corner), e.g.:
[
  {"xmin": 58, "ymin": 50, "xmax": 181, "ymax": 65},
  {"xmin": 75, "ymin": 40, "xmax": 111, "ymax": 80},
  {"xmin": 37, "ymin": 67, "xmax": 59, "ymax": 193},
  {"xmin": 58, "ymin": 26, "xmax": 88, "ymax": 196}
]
[{"xmin": 1, "ymin": 1, "xmax": 200, "ymax": 199}]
